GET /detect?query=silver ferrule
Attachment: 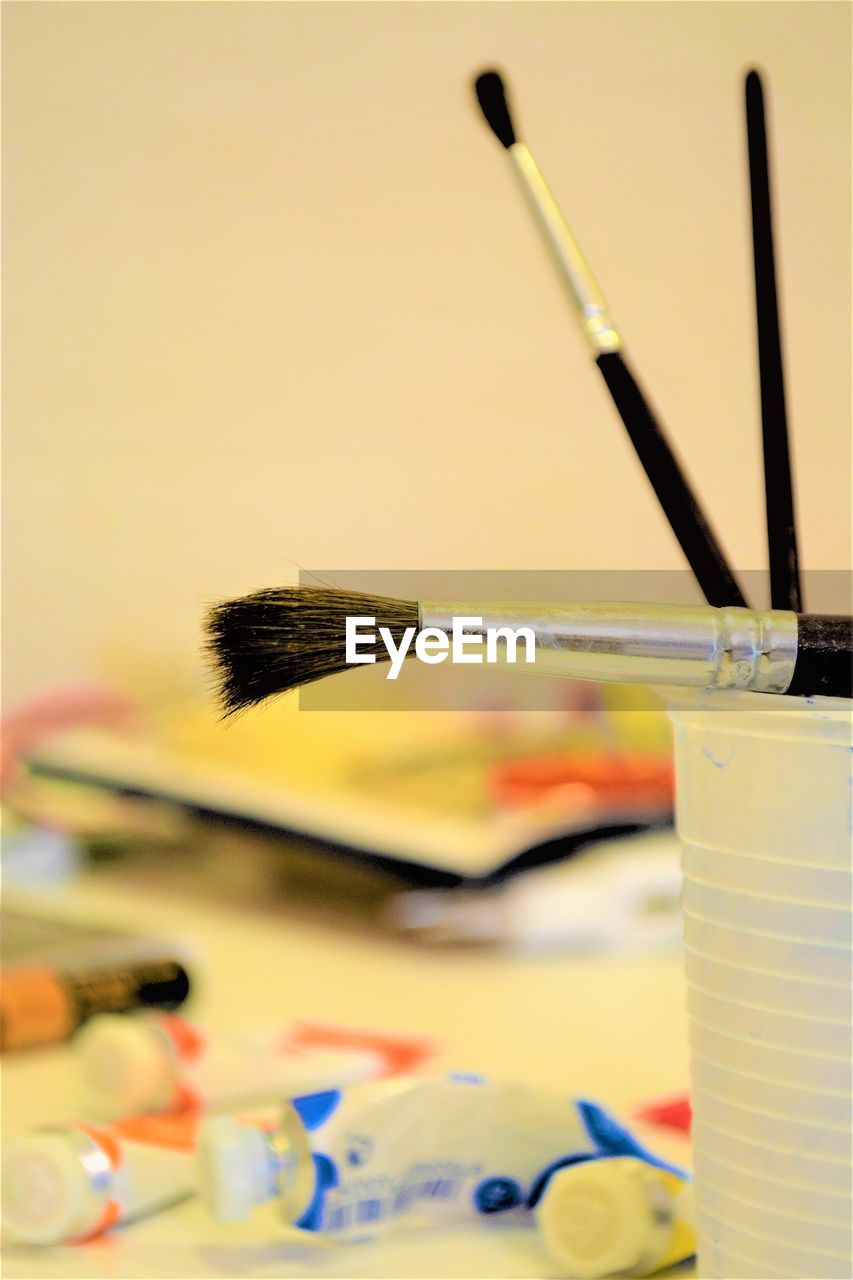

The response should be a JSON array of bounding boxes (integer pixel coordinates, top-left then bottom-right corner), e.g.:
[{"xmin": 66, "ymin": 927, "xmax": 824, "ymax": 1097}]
[
  {"xmin": 272, "ymin": 1105, "xmax": 320, "ymax": 1224},
  {"xmin": 508, "ymin": 142, "xmax": 622, "ymax": 355},
  {"xmin": 41, "ymin": 1127, "xmax": 114, "ymax": 1199},
  {"xmin": 418, "ymin": 602, "xmax": 798, "ymax": 694}
]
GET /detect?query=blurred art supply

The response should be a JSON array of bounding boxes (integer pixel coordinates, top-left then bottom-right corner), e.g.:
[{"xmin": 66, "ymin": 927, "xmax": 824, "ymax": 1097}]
[
  {"xmin": 26, "ymin": 696, "xmax": 672, "ymax": 885},
  {"xmin": 197, "ymin": 1075, "xmax": 695, "ymax": 1276},
  {"xmin": 1, "ymin": 897, "xmax": 191, "ymax": 1052},
  {"xmin": 745, "ymin": 68, "xmax": 802, "ymax": 612},
  {"xmin": 489, "ymin": 752, "xmax": 673, "ymax": 811},
  {"xmin": 76, "ymin": 1013, "xmax": 436, "ymax": 1121},
  {"xmin": 3, "ymin": 776, "xmax": 189, "ymax": 849},
  {"xmin": 0, "ymin": 807, "xmax": 80, "ymax": 887},
  {"xmin": 534, "ymin": 1156, "xmax": 696, "ymax": 1279},
  {"xmin": 2, "ymin": 686, "xmax": 190, "ymax": 859},
  {"xmin": 206, "ymin": 587, "xmax": 853, "ymax": 709},
  {"xmin": 1, "ymin": 1111, "xmax": 202, "ymax": 1245},
  {"xmin": 471, "ymin": 69, "xmax": 746, "ymax": 609},
  {"xmin": 668, "ymin": 687, "xmax": 852, "ymax": 1278},
  {"xmin": 390, "ymin": 829, "xmax": 683, "ymax": 951},
  {"xmin": 634, "ymin": 1092, "xmax": 692, "ymax": 1136},
  {"xmin": 0, "ymin": 684, "xmax": 137, "ymax": 794}
]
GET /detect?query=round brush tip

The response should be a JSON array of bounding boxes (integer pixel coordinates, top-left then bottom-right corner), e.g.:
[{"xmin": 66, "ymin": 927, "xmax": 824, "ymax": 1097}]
[
  {"xmin": 745, "ymin": 67, "xmax": 765, "ymax": 101},
  {"xmin": 473, "ymin": 68, "xmax": 517, "ymax": 148}
]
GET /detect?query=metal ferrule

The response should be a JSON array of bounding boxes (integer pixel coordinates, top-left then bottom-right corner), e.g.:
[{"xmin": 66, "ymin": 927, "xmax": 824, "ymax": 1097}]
[
  {"xmin": 42, "ymin": 1126, "xmax": 114, "ymax": 1201},
  {"xmin": 418, "ymin": 602, "xmax": 798, "ymax": 694},
  {"xmin": 271, "ymin": 1106, "xmax": 320, "ymax": 1224},
  {"xmin": 508, "ymin": 143, "xmax": 622, "ymax": 355}
]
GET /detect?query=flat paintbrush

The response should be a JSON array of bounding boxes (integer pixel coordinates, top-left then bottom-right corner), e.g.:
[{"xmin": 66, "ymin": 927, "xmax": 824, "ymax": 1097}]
[
  {"xmin": 472, "ymin": 69, "xmax": 748, "ymax": 610},
  {"xmin": 206, "ymin": 586, "xmax": 851, "ymax": 713}
]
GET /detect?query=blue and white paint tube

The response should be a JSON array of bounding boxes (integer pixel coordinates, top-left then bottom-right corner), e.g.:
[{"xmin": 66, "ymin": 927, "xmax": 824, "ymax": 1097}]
[{"xmin": 197, "ymin": 1075, "xmax": 695, "ymax": 1278}]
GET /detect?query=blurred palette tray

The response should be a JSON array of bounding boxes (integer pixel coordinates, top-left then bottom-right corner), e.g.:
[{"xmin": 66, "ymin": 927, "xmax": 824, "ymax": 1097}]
[{"xmin": 27, "ymin": 702, "xmax": 672, "ymax": 887}]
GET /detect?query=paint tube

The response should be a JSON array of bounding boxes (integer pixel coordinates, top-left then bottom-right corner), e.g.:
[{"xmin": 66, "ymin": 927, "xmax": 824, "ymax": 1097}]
[
  {"xmin": 1, "ymin": 1112, "xmax": 200, "ymax": 1245},
  {"xmin": 197, "ymin": 1074, "xmax": 695, "ymax": 1276},
  {"xmin": 75, "ymin": 1013, "xmax": 435, "ymax": 1120}
]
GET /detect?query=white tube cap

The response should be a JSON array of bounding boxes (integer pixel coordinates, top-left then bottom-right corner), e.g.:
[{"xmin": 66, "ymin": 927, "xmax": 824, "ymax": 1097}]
[
  {"xmin": 1, "ymin": 1132, "xmax": 104, "ymax": 1245},
  {"xmin": 195, "ymin": 1117, "xmax": 273, "ymax": 1223},
  {"xmin": 534, "ymin": 1156, "xmax": 673, "ymax": 1278},
  {"xmin": 75, "ymin": 1014, "xmax": 176, "ymax": 1119}
]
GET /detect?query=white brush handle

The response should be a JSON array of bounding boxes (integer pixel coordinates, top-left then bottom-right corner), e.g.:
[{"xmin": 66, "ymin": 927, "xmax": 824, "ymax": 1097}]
[{"xmin": 508, "ymin": 142, "xmax": 622, "ymax": 354}]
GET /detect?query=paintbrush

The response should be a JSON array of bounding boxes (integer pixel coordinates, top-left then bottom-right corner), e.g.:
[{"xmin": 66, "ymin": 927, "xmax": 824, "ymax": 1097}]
[
  {"xmin": 206, "ymin": 586, "xmax": 852, "ymax": 713},
  {"xmin": 472, "ymin": 69, "xmax": 748, "ymax": 610},
  {"xmin": 745, "ymin": 68, "xmax": 802, "ymax": 612}
]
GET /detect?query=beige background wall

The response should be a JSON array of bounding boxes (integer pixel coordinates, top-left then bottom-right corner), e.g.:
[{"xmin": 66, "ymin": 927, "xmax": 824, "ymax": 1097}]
[{"xmin": 3, "ymin": 1, "xmax": 850, "ymax": 704}]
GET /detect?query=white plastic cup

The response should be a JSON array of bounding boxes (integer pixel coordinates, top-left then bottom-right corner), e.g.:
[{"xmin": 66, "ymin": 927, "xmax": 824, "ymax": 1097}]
[
  {"xmin": 696, "ymin": 1116, "xmax": 850, "ymax": 1193},
  {"xmin": 696, "ymin": 1147, "xmax": 852, "ymax": 1226},
  {"xmin": 683, "ymin": 914, "xmax": 852, "ymax": 986},
  {"xmin": 684, "ymin": 948, "xmax": 850, "ymax": 1021},
  {"xmin": 696, "ymin": 1180, "xmax": 851, "ymax": 1257},
  {"xmin": 688, "ymin": 1053, "xmax": 850, "ymax": 1130},
  {"xmin": 689, "ymin": 1088, "xmax": 849, "ymax": 1162},
  {"xmin": 667, "ymin": 688, "xmax": 852, "ymax": 1279},
  {"xmin": 687, "ymin": 1017, "xmax": 851, "ymax": 1094},
  {"xmin": 693, "ymin": 1206, "xmax": 852, "ymax": 1279},
  {"xmin": 686, "ymin": 986, "xmax": 851, "ymax": 1059}
]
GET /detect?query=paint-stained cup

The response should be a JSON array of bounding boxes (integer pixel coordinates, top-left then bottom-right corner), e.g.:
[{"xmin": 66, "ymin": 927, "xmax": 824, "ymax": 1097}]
[{"xmin": 666, "ymin": 689, "xmax": 852, "ymax": 1279}]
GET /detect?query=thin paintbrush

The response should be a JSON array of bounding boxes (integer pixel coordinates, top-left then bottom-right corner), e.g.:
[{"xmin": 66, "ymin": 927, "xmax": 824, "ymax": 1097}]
[
  {"xmin": 472, "ymin": 69, "xmax": 748, "ymax": 610},
  {"xmin": 206, "ymin": 586, "xmax": 852, "ymax": 713},
  {"xmin": 745, "ymin": 68, "xmax": 802, "ymax": 612}
]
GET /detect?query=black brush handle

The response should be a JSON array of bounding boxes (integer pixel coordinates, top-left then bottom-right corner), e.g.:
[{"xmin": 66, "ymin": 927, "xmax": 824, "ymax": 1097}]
[
  {"xmin": 596, "ymin": 351, "xmax": 748, "ymax": 608},
  {"xmin": 746, "ymin": 69, "xmax": 803, "ymax": 613},
  {"xmin": 789, "ymin": 615, "xmax": 853, "ymax": 698}
]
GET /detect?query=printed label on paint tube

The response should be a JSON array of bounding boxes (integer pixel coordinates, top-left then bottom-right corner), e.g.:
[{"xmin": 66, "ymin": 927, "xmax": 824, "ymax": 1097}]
[{"xmin": 286, "ymin": 1076, "xmax": 686, "ymax": 1238}]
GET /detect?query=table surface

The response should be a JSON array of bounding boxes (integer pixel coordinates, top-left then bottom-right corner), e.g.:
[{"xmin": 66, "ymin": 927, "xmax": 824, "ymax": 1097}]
[{"xmin": 1, "ymin": 860, "xmax": 694, "ymax": 1279}]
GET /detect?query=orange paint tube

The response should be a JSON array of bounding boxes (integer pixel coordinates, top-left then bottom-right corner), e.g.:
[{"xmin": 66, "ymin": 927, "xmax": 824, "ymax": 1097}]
[{"xmin": 1, "ymin": 1111, "xmax": 200, "ymax": 1245}]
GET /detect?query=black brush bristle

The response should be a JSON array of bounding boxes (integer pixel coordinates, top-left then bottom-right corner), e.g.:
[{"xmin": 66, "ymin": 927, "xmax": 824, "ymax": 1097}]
[
  {"xmin": 205, "ymin": 586, "xmax": 420, "ymax": 715},
  {"xmin": 473, "ymin": 69, "xmax": 517, "ymax": 148}
]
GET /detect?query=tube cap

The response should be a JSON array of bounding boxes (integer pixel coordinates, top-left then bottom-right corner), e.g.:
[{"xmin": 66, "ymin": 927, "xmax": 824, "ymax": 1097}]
[
  {"xmin": 75, "ymin": 1014, "xmax": 177, "ymax": 1119},
  {"xmin": 196, "ymin": 1117, "xmax": 274, "ymax": 1223},
  {"xmin": 534, "ymin": 1157, "xmax": 674, "ymax": 1278},
  {"xmin": 1, "ymin": 1132, "xmax": 104, "ymax": 1245},
  {"xmin": 0, "ymin": 968, "xmax": 73, "ymax": 1051}
]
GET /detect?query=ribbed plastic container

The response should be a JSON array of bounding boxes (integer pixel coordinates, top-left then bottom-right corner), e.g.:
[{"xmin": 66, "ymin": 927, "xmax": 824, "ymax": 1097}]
[{"xmin": 667, "ymin": 688, "xmax": 852, "ymax": 1279}]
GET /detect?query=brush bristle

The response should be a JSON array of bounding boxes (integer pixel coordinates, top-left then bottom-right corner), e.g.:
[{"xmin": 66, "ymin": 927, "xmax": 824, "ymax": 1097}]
[
  {"xmin": 473, "ymin": 69, "xmax": 517, "ymax": 148},
  {"xmin": 205, "ymin": 586, "xmax": 420, "ymax": 715}
]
